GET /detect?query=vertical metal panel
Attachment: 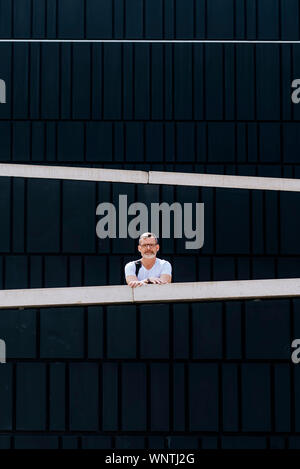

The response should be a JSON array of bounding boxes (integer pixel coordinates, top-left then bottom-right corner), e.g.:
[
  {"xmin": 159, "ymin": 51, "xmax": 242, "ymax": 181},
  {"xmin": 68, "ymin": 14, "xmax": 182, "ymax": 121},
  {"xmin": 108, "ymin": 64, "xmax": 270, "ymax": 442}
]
[
  {"xmin": 173, "ymin": 303, "xmax": 189, "ymax": 359},
  {"xmin": 222, "ymin": 364, "xmax": 239, "ymax": 432},
  {"xmin": 192, "ymin": 302, "xmax": 222, "ymax": 358},
  {"xmin": 13, "ymin": 122, "xmax": 30, "ymax": 161},
  {"xmin": 58, "ymin": 0, "xmax": 84, "ymax": 39},
  {"xmin": 0, "ymin": 309, "xmax": 36, "ymax": 358},
  {"xmin": 207, "ymin": 0, "xmax": 234, "ymax": 39},
  {"xmin": 150, "ymin": 363, "xmax": 169, "ymax": 431},
  {"xmin": 145, "ymin": 123, "xmax": 163, "ymax": 162},
  {"xmin": 29, "ymin": 255, "xmax": 43, "ymax": 287},
  {"xmin": 134, "ymin": 44, "xmax": 150, "ymax": 119},
  {"xmin": 13, "ymin": 44, "xmax": 29, "ymax": 118},
  {"xmin": 150, "ymin": 44, "xmax": 163, "ymax": 120},
  {"xmin": 60, "ymin": 44, "xmax": 72, "ymax": 119},
  {"xmin": 44, "ymin": 256, "xmax": 68, "ymax": 287},
  {"xmin": 0, "ymin": 123, "xmax": 10, "ymax": 160},
  {"xmin": 86, "ymin": 0, "xmax": 112, "ymax": 39},
  {"xmin": 58, "ymin": 122, "xmax": 84, "ymax": 161},
  {"xmin": 173, "ymin": 363, "xmax": 185, "ymax": 431},
  {"xmin": 241, "ymin": 364, "xmax": 271, "ymax": 431},
  {"xmin": 274, "ymin": 364, "xmax": 291, "ymax": 432},
  {"xmin": 175, "ymin": 0, "xmax": 194, "ymax": 39},
  {"xmin": 40, "ymin": 307, "xmax": 84, "ymax": 358},
  {"xmin": 27, "ymin": 179, "xmax": 60, "ymax": 253},
  {"xmin": 32, "ymin": 0, "xmax": 46, "ymax": 38},
  {"xmin": 145, "ymin": 0, "xmax": 163, "ymax": 39},
  {"xmin": 16, "ymin": 363, "xmax": 46, "ymax": 430},
  {"xmin": 29, "ymin": 44, "xmax": 41, "ymax": 119},
  {"xmin": 87, "ymin": 306, "xmax": 103, "ymax": 358},
  {"xmin": 107, "ymin": 305, "xmax": 136, "ymax": 358},
  {"xmin": 225, "ymin": 302, "xmax": 242, "ymax": 359},
  {"xmin": 173, "ymin": 44, "xmax": 193, "ymax": 120},
  {"xmin": 0, "ymin": 0, "xmax": 12, "ymax": 38},
  {"xmin": 245, "ymin": 300, "xmax": 290, "ymax": 359},
  {"xmin": 236, "ymin": 45, "xmax": 255, "ymax": 120},
  {"xmin": 0, "ymin": 365, "xmax": 12, "ymax": 430},
  {"xmin": 280, "ymin": 192, "xmax": 300, "ymax": 254},
  {"xmin": 256, "ymin": 45, "xmax": 280, "ymax": 121},
  {"xmin": 216, "ymin": 188, "xmax": 250, "ymax": 254},
  {"xmin": 41, "ymin": 44, "xmax": 59, "ymax": 119},
  {"xmin": 257, "ymin": 0, "xmax": 279, "ymax": 40},
  {"xmin": 91, "ymin": 44, "xmax": 103, "ymax": 119},
  {"xmin": 69, "ymin": 363, "xmax": 99, "ymax": 431},
  {"xmin": 103, "ymin": 44, "xmax": 122, "ymax": 119},
  {"xmin": 205, "ymin": 44, "xmax": 223, "ymax": 120},
  {"xmin": 189, "ymin": 364, "xmax": 219, "ymax": 431},
  {"xmin": 265, "ymin": 192, "xmax": 279, "ymax": 254},
  {"xmin": 12, "ymin": 178, "xmax": 25, "ymax": 252},
  {"xmin": 72, "ymin": 44, "xmax": 91, "ymax": 119},
  {"xmin": 86, "ymin": 122, "xmax": 113, "ymax": 162},
  {"xmin": 140, "ymin": 304, "xmax": 169, "ymax": 359},
  {"xmin": 13, "ymin": 0, "xmax": 31, "ymax": 38},
  {"xmin": 125, "ymin": 0, "xmax": 143, "ymax": 39},
  {"xmin": 102, "ymin": 363, "xmax": 118, "ymax": 431},
  {"xmin": 213, "ymin": 257, "xmax": 235, "ymax": 280},
  {"xmin": 121, "ymin": 363, "xmax": 147, "ymax": 431},
  {"xmin": 62, "ymin": 180, "xmax": 96, "ymax": 253}
]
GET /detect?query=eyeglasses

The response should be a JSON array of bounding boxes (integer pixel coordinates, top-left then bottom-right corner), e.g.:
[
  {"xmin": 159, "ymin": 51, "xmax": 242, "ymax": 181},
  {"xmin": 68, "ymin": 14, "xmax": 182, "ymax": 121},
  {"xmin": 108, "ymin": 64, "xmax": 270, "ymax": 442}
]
[{"xmin": 139, "ymin": 243, "xmax": 157, "ymax": 248}]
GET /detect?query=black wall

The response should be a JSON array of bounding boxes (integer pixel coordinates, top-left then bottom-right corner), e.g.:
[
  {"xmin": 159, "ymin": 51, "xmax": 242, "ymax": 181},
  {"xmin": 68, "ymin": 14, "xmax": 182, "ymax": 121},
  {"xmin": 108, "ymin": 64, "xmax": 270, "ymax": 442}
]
[{"xmin": 0, "ymin": 297, "xmax": 299, "ymax": 449}]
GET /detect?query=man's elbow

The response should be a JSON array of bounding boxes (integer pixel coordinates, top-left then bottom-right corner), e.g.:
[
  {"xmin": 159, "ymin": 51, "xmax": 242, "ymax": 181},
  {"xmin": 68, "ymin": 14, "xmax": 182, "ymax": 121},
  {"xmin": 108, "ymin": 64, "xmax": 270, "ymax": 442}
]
[{"xmin": 161, "ymin": 275, "xmax": 172, "ymax": 284}]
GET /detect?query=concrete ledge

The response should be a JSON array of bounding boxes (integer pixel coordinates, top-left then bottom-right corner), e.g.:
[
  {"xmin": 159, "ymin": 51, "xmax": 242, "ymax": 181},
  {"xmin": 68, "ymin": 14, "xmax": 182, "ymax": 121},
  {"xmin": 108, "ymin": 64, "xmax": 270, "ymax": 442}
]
[
  {"xmin": 133, "ymin": 278, "xmax": 300, "ymax": 303},
  {"xmin": 0, "ymin": 163, "xmax": 148, "ymax": 185},
  {"xmin": 0, "ymin": 163, "xmax": 300, "ymax": 192},
  {"xmin": 148, "ymin": 171, "xmax": 300, "ymax": 192},
  {"xmin": 0, "ymin": 278, "xmax": 300, "ymax": 309},
  {"xmin": 0, "ymin": 285, "xmax": 133, "ymax": 309}
]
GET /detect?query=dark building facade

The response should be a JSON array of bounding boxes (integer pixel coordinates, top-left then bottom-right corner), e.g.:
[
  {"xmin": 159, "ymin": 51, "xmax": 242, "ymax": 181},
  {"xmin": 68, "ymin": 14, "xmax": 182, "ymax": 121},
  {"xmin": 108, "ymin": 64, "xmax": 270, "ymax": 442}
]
[{"xmin": 0, "ymin": 0, "xmax": 299, "ymax": 449}]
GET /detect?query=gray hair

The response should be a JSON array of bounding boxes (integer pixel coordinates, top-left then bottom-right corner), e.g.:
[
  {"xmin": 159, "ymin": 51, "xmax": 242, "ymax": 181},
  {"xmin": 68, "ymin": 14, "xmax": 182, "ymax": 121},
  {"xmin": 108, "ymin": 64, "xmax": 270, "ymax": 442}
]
[{"xmin": 138, "ymin": 232, "xmax": 158, "ymax": 244}]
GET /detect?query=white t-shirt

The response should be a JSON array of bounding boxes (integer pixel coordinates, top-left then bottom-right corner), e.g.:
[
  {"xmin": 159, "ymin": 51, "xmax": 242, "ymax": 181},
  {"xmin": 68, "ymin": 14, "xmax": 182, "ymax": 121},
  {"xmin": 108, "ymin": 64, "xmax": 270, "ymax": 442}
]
[{"xmin": 125, "ymin": 258, "xmax": 172, "ymax": 281}]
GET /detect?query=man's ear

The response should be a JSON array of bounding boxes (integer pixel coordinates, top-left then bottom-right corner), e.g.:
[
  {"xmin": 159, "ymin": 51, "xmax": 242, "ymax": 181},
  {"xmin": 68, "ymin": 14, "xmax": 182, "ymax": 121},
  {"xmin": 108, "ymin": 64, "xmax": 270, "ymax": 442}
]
[
  {"xmin": 138, "ymin": 245, "xmax": 142, "ymax": 253},
  {"xmin": 156, "ymin": 244, "xmax": 160, "ymax": 252}
]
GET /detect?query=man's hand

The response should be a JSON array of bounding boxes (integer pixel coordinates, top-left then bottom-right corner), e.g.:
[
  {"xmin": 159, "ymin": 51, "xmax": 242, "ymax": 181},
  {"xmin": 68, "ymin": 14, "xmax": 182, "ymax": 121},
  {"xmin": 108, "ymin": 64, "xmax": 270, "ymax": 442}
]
[
  {"xmin": 128, "ymin": 279, "xmax": 148, "ymax": 288},
  {"xmin": 148, "ymin": 277, "xmax": 167, "ymax": 284}
]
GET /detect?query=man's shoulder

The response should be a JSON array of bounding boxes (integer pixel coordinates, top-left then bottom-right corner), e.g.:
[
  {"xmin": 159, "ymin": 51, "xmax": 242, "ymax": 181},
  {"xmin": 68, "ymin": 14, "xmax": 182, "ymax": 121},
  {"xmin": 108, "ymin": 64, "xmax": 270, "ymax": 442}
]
[
  {"xmin": 125, "ymin": 259, "xmax": 142, "ymax": 269},
  {"xmin": 156, "ymin": 258, "xmax": 171, "ymax": 267}
]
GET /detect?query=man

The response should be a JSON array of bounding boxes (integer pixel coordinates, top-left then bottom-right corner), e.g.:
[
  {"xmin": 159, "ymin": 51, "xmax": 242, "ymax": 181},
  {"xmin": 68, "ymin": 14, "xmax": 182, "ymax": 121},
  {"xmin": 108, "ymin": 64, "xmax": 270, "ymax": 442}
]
[{"xmin": 125, "ymin": 232, "xmax": 172, "ymax": 288}]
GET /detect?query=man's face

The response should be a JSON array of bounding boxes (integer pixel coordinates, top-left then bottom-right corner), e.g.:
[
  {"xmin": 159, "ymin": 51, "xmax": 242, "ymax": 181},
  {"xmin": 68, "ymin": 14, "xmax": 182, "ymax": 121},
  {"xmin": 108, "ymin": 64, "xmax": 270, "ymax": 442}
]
[{"xmin": 138, "ymin": 237, "xmax": 159, "ymax": 259}]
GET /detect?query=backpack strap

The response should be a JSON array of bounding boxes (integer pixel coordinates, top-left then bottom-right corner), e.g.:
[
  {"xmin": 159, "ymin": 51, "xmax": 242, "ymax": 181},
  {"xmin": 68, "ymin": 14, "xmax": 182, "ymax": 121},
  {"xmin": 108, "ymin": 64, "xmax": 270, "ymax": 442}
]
[
  {"xmin": 135, "ymin": 260, "xmax": 142, "ymax": 278},
  {"xmin": 125, "ymin": 260, "xmax": 143, "ymax": 285}
]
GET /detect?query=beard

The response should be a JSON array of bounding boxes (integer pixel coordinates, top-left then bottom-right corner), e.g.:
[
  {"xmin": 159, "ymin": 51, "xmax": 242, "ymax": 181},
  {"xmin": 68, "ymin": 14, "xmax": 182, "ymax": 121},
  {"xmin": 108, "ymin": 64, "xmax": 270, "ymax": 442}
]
[{"xmin": 143, "ymin": 252, "xmax": 156, "ymax": 259}]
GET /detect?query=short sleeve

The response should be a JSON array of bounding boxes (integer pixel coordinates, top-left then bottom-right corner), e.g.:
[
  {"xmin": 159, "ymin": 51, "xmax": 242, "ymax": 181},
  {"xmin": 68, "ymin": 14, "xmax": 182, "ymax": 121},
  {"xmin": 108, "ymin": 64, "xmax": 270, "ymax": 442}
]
[
  {"xmin": 160, "ymin": 261, "xmax": 172, "ymax": 276},
  {"xmin": 125, "ymin": 262, "xmax": 136, "ymax": 278}
]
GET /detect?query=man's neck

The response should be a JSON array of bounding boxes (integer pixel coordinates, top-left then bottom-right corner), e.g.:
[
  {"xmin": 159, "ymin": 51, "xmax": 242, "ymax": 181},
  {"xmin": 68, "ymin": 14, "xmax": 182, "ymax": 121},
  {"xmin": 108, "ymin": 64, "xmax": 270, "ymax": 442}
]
[{"xmin": 141, "ymin": 256, "xmax": 157, "ymax": 270}]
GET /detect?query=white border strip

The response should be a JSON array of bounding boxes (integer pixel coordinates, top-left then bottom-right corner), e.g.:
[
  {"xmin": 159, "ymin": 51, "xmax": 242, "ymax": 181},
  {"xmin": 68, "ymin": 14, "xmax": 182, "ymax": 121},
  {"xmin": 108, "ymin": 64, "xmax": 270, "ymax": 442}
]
[
  {"xmin": 0, "ymin": 163, "xmax": 300, "ymax": 192},
  {"xmin": 0, "ymin": 39, "xmax": 299, "ymax": 43},
  {"xmin": 0, "ymin": 278, "xmax": 299, "ymax": 309}
]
